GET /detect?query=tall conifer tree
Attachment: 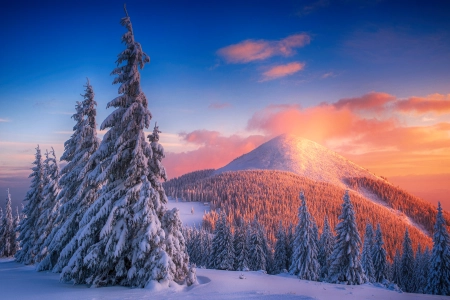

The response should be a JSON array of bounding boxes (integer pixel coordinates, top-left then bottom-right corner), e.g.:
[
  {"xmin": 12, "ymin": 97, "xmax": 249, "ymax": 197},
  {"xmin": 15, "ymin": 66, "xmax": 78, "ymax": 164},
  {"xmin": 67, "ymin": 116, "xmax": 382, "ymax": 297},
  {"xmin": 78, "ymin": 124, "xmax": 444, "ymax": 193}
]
[
  {"xmin": 361, "ymin": 223, "xmax": 375, "ymax": 282},
  {"xmin": 372, "ymin": 224, "xmax": 387, "ymax": 283}
]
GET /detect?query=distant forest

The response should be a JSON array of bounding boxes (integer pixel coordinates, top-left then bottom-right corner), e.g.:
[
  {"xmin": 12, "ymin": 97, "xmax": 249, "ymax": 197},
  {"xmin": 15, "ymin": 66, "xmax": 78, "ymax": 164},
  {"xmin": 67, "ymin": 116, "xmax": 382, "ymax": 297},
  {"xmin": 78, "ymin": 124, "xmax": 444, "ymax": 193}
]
[{"xmin": 164, "ymin": 169, "xmax": 450, "ymax": 261}]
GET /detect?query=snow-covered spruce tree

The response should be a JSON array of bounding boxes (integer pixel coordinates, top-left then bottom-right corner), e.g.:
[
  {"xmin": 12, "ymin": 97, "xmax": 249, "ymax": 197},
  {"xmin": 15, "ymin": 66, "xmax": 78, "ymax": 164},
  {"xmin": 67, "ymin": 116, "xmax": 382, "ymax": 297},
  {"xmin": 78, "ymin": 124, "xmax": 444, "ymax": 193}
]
[
  {"xmin": 161, "ymin": 208, "xmax": 189, "ymax": 283},
  {"xmin": 400, "ymin": 228, "xmax": 415, "ymax": 292},
  {"xmin": 289, "ymin": 191, "xmax": 320, "ymax": 280},
  {"xmin": 61, "ymin": 7, "xmax": 181, "ymax": 288},
  {"xmin": 414, "ymin": 244, "xmax": 427, "ymax": 293},
  {"xmin": 318, "ymin": 215, "xmax": 334, "ymax": 280},
  {"xmin": 200, "ymin": 229, "xmax": 212, "ymax": 268},
  {"xmin": 0, "ymin": 189, "xmax": 16, "ymax": 257},
  {"xmin": 328, "ymin": 191, "xmax": 366, "ymax": 285},
  {"xmin": 38, "ymin": 79, "xmax": 100, "ymax": 272},
  {"xmin": 209, "ymin": 211, "xmax": 234, "ymax": 270},
  {"xmin": 390, "ymin": 249, "xmax": 402, "ymax": 287},
  {"xmin": 372, "ymin": 223, "xmax": 387, "ymax": 283},
  {"xmin": 248, "ymin": 218, "xmax": 267, "ymax": 271},
  {"xmin": 286, "ymin": 222, "xmax": 294, "ymax": 267},
  {"xmin": 234, "ymin": 217, "xmax": 249, "ymax": 271},
  {"xmin": 13, "ymin": 206, "xmax": 20, "ymax": 254},
  {"xmin": 147, "ymin": 122, "xmax": 167, "ymax": 210},
  {"xmin": 361, "ymin": 223, "xmax": 375, "ymax": 283},
  {"xmin": 425, "ymin": 202, "xmax": 450, "ymax": 295},
  {"xmin": 273, "ymin": 221, "xmax": 288, "ymax": 273},
  {"xmin": 15, "ymin": 146, "xmax": 45, "ymax": 264},
  {"xmin": 34, "ymin": 148, "xmax": 61, "ymax": 264}
]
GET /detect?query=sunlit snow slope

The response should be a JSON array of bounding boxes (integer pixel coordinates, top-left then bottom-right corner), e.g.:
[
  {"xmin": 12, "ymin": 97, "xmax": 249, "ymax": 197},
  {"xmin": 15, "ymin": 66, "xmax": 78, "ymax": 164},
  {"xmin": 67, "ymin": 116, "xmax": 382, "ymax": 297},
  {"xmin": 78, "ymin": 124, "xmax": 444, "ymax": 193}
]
[{"xmin": 215, "ymin": 134, "xmax": 382, "ymax": 188}]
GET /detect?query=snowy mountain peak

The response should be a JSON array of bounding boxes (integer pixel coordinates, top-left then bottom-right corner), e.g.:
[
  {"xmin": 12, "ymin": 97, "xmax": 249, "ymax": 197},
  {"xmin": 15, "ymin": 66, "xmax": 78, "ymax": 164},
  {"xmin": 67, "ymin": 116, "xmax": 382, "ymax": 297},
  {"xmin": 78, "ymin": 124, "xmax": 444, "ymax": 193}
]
[{"xmin": 215, "ymin": 134, "xmax": 381, "ymax": 187}]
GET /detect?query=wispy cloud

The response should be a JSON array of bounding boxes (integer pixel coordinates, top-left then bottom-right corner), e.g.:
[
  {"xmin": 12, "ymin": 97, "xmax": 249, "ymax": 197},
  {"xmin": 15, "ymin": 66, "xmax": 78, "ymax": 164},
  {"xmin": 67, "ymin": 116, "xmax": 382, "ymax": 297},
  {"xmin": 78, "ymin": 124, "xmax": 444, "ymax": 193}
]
[
  {"xmin": 394, "ymin": 93, "xmax": 450, "ymax": 114},
  {"xmin": 332, "ymin": 92, "xmax": 396, "ymax": 112},
  {"xmin": 297, "ymin": 0, "xmax": 330, "ymax": 16},
  {"xmin": 208, "ymin": 102, "xmax": 232, "ymax": 110},
  {"xmin": 321, "ymin": 72, "xmax": 335, "ymax": 79},
  {"xmin": 0, "ymin": 118, "xmax": 10, "ymax": 122},
  {"xmin": 261, "ymin": 62, "xmax": 305, "ymax": 81},
  {"xmin": 217, "ymin": 34, "xmax": 310, "ymax": 64}
]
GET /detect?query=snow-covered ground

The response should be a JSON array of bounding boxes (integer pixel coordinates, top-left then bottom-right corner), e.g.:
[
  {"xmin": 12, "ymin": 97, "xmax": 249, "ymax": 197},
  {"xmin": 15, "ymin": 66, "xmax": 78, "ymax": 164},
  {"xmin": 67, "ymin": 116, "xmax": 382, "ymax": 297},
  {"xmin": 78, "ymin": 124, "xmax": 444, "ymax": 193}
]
[
  {"xmin": 167, "ymin": 196, "xmax": 209, "ymax": 227},
  {"xmin": 0, "ymin": 258, "xmax": 445, "ymax": 300}
]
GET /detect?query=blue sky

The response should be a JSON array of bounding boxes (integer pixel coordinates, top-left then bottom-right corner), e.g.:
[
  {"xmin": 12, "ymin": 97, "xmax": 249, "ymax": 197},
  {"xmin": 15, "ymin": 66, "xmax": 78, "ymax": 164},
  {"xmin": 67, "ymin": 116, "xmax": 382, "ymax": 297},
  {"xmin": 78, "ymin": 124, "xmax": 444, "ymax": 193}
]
[{"xmin": 1, "ymin": 0, "xmax": 450, "ymax": 209}]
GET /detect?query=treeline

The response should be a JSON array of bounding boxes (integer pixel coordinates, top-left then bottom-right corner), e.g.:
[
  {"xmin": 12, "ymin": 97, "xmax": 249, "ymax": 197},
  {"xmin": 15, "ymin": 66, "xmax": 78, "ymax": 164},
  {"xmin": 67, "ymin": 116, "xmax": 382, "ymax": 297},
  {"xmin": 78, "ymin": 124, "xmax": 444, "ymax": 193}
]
[
  {"xmin": 165, "ymin": 169, "xmax": 436, "ymax": 260},
  {"xmin": 164, "ymin": 169, "xmax": 215, "ymax": 201},
  {"xmin": 185, "ymin": 193, "xmax": 450, "ymax": 295},
  {"xmin": 346, "ymin": 177, "xmax": 450, "ymax": 235}
]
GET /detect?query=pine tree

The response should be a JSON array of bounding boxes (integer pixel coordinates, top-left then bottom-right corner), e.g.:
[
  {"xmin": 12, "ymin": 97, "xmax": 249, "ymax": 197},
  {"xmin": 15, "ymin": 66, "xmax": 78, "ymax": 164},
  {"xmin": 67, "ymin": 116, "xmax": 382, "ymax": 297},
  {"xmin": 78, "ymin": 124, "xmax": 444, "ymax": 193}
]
[
  {"xmin": 34, "ymin": 148, "xmax": 61, "ymax": 264},
  {"xmin": 13, "ymin": 206, "xmax": 20, "ymax": 254},
  {"xmin": 328, "ymin": 191, "xmax": 366, "ymax": 285},
  {"xmin": 234, "ymin": 217, "xmax": 249, "ymax": 271},
  {"xmin": 400, "ymin": 228, "xmax": 415, "ymax": 292},
  {"xmin": 361, "ymin": 223, "xmax": 375, "ymax": 282},
  {"xmin": 273, "ymin": 221, "xmax": 288, "ymax": 273},
  {"xmin": 289, "ymin": 192, "xmax": 320, "ymax": 280},
  {"xmin": 0, "ymin": 189, "xmax": 15, "ymax": 257},
  {"xmin": 426, "ymin": 202, "xmax": 450, "ymax": 295},
  {"xmin": 414, "ymin": 244, "xmax": 427, "ymax": 293},
  {"xmin": 372, "ymin": 224, "xmax": 387, "ymax": 283},
  {"xmin": 61, "ymin": 6, "xmax": 182, "ymax": 288},
  {"xmin": 15, "ymin": 146, "xmax": 45, "ymax": 264},
  {"xmin": 390, "ymin": 249, "xmax": 402, "ymax": 286},
  {"xmin": 38, "ymin": 79, "xmax": 100, "ymax": 272},
  {"xmin": 248, "ymin": 218, "xmax": 267, "ymax": 271},
  {"xmin": 161, "ymin": 208, "xmax": 189, "ymax": 282},
  {"xmin": 318, "ymin": 215, "xmax": 334, "ymax": 280},
  {"xmin": 210, "ymin": 211, "xmax": 234, "ymax": 270}
]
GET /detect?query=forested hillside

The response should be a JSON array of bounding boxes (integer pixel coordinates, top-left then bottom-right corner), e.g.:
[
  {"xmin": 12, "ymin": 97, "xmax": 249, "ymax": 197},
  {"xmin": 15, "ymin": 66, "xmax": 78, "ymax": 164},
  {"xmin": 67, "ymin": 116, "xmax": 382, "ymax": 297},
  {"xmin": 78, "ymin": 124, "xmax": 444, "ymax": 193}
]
[{"xmin": 163, "ymin": 169, "xmax": 449, "ymax": 260}]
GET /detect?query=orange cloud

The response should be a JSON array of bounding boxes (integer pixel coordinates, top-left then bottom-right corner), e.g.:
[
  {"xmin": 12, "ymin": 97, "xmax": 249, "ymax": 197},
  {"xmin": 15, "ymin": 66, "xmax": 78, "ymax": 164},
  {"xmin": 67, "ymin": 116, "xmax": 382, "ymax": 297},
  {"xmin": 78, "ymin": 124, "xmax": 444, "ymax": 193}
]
[
  {"xmin": 333, "ymin": 92, "xmax": 396, "ymax": 112},
  {"xmin": 164, "ymin": 131, "xmax": 267, "ymax": 178},
  {"xmin": 394, "ymin": 93, "xmax": 450, "ymax": 114},
  {"xmin": 217, "ymin": 34, "xmax": 310, "ymax": 64},
  {"xmin": 261, "ymin": 62, "xmax": 305, "ymax": 81}
]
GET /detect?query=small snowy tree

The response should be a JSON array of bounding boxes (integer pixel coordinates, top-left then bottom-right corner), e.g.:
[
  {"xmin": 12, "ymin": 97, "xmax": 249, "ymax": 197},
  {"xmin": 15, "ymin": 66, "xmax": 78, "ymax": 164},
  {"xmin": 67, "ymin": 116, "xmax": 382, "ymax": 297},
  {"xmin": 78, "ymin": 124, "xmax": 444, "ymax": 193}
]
[
  {"xmin": 234, "ymin": 217, "xmax": 249, "ymax": 271},
  {"xmin": 16, "ymin": 146, "xmax": 45, "ymax": 264},
  {"xmin": 289, "ymin": 191, "xmax": 320, "ymax": 281},
  {"xmin": 328, "ymin": 191, "xmax": 366, "ymax": 285},
  {"xmin": 247, "ymin": 218, "xmax": 268, "ymax": 271},
  {"xmin": 400, "ymin": 228, "xmax": 415, "ymax": 292},
  {"xmin": 273, "ymin": 221, "xmax": 288, "ymax": 273},
  {"xmin": 210, "ymin": 211, "xmax": 234, "ymax": 270},
  {"xmin": 186, "ymin": 264, "xmax": 198, "ymax": 286},
  {"xmin": 318, "ymin": 215, "xmax": 334, "ymax": 280},
  {"xmin": 38, "ymin": 79, "xmax": 100, "ymax": 272},
  {"xmin": 372, "ymin": 224, "xmax": 387, "ymax": 283},
  {"xmin": 34, "ymin": 148, "xmax": 61, "ymax": 264},
  {"xmin": 162, "ymin": 208, "xmax": 189, "ymax": 282},
  {"xmin": 425, "ymin": 202, "xmax": 450, "ymax": 295},
  {"xmin": 0, "ymin": 189, "xmax": 15, "ymax": 257},
  {"xmin": 390, "ymin": 249, "xmax": 402, "ymax": 286},
  {"xmin": 361, "ymin": 223, "xmax": 375, "ymax": 282}
]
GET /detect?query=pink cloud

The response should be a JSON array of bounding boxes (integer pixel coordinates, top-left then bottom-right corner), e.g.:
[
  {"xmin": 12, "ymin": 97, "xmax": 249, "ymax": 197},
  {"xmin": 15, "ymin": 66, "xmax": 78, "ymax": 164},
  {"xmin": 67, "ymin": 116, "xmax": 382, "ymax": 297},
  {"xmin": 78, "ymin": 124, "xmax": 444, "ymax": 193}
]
[
  {"xmin": 394, "ymin": 93, "xmax": 450, "ymax": 114},
  {"xmin": 164, "ymin": 131, "xmax": 267, "ymax": 178},
  {"xmin": 208, "ymin": 102, "xmax": 232, "ymax": 110},
  {"xmin": 217, "ymin": 34, "xmax": 310, "ymax": 64},
  {"xmin": 333, "ymin": 92, "xmax": 396, "ymax": 112},
  {"xmin": 261, "ymin": 62, "xmax": 305, "ymax": 81}
]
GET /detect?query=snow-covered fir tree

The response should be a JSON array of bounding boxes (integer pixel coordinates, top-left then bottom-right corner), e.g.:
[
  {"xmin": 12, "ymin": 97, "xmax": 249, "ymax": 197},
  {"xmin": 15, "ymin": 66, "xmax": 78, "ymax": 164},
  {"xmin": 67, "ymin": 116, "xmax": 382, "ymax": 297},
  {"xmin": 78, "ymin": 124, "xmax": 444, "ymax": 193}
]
[
  {"xmin": 318, "ymin": 215, "xmax": 334, "ymax": 280},
  {"xmin": 234, "ymin": 217, "xmax": 249, "ymax": 271},
  {"xmin": 38, "ymin": 79, "xmax": 100, "ymax": 272},
  {"xmin": 0, "ymin": 189, "xmax": 15, "ymax": 257},
  {"xmin": 361, "ymin": 223, "xmax": 375, "ymax": 282},
  {"xmin": 390, "ymin": 249, "xmax": 402, "ymax": 286},
  {"xmin": 186, "ymin": 264, "xmax": 198, "ymax": 286},
  {"xmin": 61, "ymin": 6, "xmax": 185, "ymax": 288},
  {"xmin": 248, "ymin": 218, "xmax": 267, "ymax": 271},
  {"xmin": 289, "ymin": 191, "xmax": 320, "ymax": 281},
  {"xmin": 328, "ymin": 191, "xmax": 366, "ymax": 285},
  {"xmin": 210, "ymin": 211, "xmax": 235, "ymax": 270},
  {"xmin": 413, "ymin": 244, "xmax": 427, "ymax": 293},
  {"xmin": 273, "ymin": 221, "xmax": 288, "ymax": 273},
  {"xmin": 13, "ymin": 206, "xmax": 20, "ymax": 254},
  {"xmin": 15, "ymin": 146, "xmax": 44, "ymax": 264},
  {"xmin": 400, "ymin": 228, "xmax": 415, "ymax": 292},
  {"xmin": 161, "ymin": 208, "xmax": 189, "ymax": 282},
  {"xmin": 286, "ymin": 222, "xmax": 294, "ymax": 269},
  {"xmin": 425, "ymin": 202, "xmax": 450, "ymax": 295},
  {"xmin": 34, "ymin": 148, "xmax": 61, "ymax": 264},
  {"xmin": 372, "ymin": 223, "xmax": 387, "ymax": 283}
]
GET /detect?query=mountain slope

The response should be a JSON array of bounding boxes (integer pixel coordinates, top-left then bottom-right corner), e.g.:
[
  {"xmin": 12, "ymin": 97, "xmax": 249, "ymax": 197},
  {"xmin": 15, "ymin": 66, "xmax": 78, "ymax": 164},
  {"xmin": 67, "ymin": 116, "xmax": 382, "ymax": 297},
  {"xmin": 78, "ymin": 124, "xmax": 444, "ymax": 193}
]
[{"xmin": 215, "ymin": 134, "xmax": 383, "ymax": 188}]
